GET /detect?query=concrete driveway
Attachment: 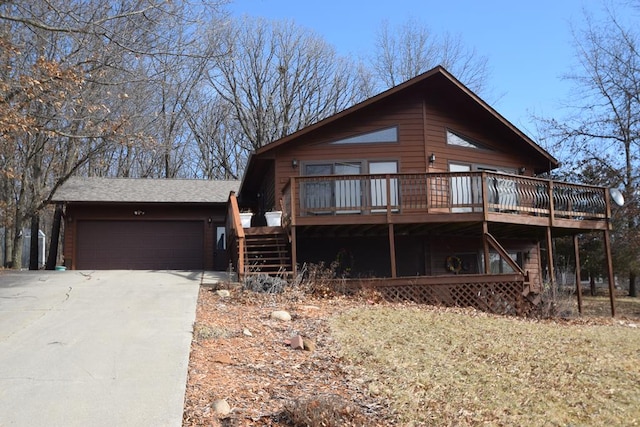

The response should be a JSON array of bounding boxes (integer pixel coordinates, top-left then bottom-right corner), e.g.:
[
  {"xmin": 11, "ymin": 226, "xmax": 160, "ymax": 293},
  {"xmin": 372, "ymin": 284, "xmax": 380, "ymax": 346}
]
[{"xmin": 0, "ymin": 270, "xmax": 201, "ymax": 426}]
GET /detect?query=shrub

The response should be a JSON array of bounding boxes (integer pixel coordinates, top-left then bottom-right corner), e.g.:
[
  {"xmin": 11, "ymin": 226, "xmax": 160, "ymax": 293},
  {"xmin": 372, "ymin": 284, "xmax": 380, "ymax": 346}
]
[
  {"xmin": 283, "ymin": 394, "xmax": 367, "ymax": 427},
  {"xmin": 242, "ymin": 273, "xmax": 288, "ymax": 294}
]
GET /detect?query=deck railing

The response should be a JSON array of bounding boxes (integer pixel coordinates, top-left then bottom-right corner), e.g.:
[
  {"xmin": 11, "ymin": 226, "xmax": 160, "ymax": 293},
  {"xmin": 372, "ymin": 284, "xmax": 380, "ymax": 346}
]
[{"xmin": 281, "ymin": 171, "xmax": 609, "ymax": 225}]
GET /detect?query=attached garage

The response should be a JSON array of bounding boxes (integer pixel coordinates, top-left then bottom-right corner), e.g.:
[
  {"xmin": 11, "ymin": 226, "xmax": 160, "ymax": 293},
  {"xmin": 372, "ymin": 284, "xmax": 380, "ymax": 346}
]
[
  {"xmin": 76, "ymin": 220, "xmax": 204, "ymax": 270},
  {"xmin": 52, "ymin": 177, "xmax": 240, "ymax": 271}
]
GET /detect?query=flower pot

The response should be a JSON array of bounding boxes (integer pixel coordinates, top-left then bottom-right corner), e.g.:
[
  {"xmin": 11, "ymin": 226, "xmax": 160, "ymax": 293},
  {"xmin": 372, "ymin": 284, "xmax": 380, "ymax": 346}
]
[
  {"xmin": 265, "ymin": 211, "xmax": 282, "ymax": 227},
  {"xmin": 239, "ymin": 212, "xmax": 253, "ymax": 228}
]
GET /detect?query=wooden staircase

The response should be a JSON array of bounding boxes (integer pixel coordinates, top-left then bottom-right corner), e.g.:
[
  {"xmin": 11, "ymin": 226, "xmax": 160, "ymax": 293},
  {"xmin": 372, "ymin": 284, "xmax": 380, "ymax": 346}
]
[{"xmin": 243, "ymin": 227, "xmax": 292, "ymax": 276}]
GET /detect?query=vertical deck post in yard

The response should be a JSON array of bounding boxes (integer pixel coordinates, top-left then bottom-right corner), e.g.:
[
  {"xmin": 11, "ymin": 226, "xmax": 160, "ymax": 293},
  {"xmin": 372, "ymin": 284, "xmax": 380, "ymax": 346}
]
[
  {"xmin": 603, "ymin": 229, "xmax": 616, "ymax": 317},
  {"xmin": 573, "ymin": 234, "xmax": 583, "ymax": 315},
  {"xmin": 545, "ymin": 226, "xmax": 556, "ymax": 291},
  {"xmin": 290, "ymin": 226, "xmax": 297, "ymax": 276},
  {"xmin": 388, "ymin": 223, "xmax": 397, "ymax": 278},
  {"xmin": 290, "ymin": 177, "xmax": 298, "ymax": 276},
  {"xmin": 481, "ymin": 173, "xmax": 491, "ymax": 274},
  {"xmin": 482, "ymin": 222, "xmax": 491, "ymax": 274}
]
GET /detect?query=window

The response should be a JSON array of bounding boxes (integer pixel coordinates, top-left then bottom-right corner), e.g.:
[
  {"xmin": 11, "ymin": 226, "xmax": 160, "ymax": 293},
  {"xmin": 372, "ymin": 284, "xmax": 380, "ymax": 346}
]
[
  {"xmin": 303, "ymin": 162, "xmax": 361, "ymax": 214},
  {"xmin": 446, "ymin": 130, "xmax": 492, "ymax": 150},
  {"xmin": 480, "ymin": 251, "xmax": 523, "ymax": 274},
  {"xmin": 330, "ymin": 127, "xmax": 398, "ymax": 145},
  {"xmin": 369, "ymin": 161, "xmax": 398, "ymax": 211},
  {"xmin": 449, "ymin": 163, "xmax": 474, "ymax": 212},
  {"xmin": 216, "ymin": 227, "xmax": 226, "ymax": 250}
]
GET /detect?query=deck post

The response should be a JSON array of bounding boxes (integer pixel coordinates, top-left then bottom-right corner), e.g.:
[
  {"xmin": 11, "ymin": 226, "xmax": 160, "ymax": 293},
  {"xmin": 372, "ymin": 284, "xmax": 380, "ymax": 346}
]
[
  {"xmin": 388, "ymin": 223, "xmax": 397, "ymax": 278},
  {"xmin": 573, "ymin": 234, "xmax": 583, "ymax": 315},
  {"xmin": 291, "ymin": 226, "xmax": 297, "ymax": 277},
  {"xmin": 603, "ymin": 229, "xmax": 616, "ymax": 317},
  {"xmin": 545, "ymin": 226, "xmax": 556, "ymax": 293},
  {"xmin": 482, "ymin": 222, "xmax": 491, "ymax": 274},
  {"xmin": 290, "ymin": 178, "xmax": 298, "ymax": 277}
]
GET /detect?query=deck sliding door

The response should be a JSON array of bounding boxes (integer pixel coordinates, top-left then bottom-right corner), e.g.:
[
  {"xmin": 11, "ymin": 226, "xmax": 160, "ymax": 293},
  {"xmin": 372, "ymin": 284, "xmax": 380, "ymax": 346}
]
[
  {"xmin": 449, "ymin": 163, "xmax": 473, "ymax": 212},
  {"xmin": 334, "ymin": 163, "xmax": 361, "ymax": 214},
  {"xmin": 369, "ymin": 161, "xmax": 398, "ymax": 212},
  {"xmin": 304, "ymin": 164, "xmax": 333, "ymax": 214},
  {"xmin": 304, "ymin": 162, "xmax": 361, "ymax": 214}
]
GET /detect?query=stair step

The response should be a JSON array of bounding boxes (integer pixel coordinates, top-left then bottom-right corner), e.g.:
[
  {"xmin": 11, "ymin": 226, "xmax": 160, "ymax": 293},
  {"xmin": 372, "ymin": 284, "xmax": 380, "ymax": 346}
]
[
  {"xmin": 246, "ymin": 256, "xmax": 290, "ymax": 261},
  {"xmin": 244, "ymin": 271, "xmax": 293, "ymax": 277},
  {"xmin": 244, "ymin": 234, "xmax": 289, "ymax": 242},
  {"xmin": 245, "ymin": 243, "xmax": 288, "ymax": 249},
  {"xmin": 242, "ymin": 230, "xmax": 292, "ymax": 279}
]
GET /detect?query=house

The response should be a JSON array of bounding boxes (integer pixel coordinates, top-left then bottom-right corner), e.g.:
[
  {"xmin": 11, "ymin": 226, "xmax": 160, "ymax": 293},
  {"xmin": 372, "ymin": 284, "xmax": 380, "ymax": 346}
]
[
  {"xmin": 53, "ymin": 66, "xmax": 615, "ymax": 315},
  {"xmin": 231, "ymin": 66, "xmax": 615, "ymax": 314},
  {"xmin": 52, "ymin": 178, "xmax": 239, "ymax": 270}
]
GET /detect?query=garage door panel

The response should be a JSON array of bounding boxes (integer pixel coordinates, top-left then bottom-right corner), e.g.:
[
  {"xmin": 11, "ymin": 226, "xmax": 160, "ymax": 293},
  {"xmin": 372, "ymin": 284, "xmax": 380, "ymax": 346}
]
[{"xmin": 76, "ymin": 221, "xmax": 204, "ymax": 270}]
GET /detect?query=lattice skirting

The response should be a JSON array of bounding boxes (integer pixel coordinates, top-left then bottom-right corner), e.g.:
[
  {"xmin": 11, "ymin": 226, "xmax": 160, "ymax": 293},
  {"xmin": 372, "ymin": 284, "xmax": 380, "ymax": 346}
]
[{"xmin": 374, "ymin": 280, "xmax": 533, "ymax": 316}]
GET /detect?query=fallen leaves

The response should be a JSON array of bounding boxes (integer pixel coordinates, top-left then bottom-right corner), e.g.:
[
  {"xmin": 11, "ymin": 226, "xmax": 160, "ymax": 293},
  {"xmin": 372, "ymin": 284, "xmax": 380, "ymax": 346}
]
[
  {"xmin": 182, "ymin": 288, "xmax": 392, "ymax": 426},
  {"xmin": 183, "ymin": 288, "xmax": 640, "ymax": 426}
]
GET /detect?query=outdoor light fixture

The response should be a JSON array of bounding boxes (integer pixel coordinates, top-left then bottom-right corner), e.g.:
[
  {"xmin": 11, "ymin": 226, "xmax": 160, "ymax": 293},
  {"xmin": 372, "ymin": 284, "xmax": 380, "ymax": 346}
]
[
  {"xmin": 518, "ymin": 166, "xmax": 526, "ymax": 174},
  {"xmin": 428, "ymin": 153, "xmax": 436, "ymax": 165},
  {"xmin": 291, "ymin": 159, "xmax": 298, "ymax": 169}
]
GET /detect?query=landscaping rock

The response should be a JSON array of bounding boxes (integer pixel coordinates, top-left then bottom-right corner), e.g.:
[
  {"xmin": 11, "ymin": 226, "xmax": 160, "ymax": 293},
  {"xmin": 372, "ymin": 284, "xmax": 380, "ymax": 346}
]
[
  {"xmin": 211, "ymin": 399, "xmax": 231, "ymax": 416},
  {"xmin": 270, "ymin": 310, "xmax": 291, "ymax": 321},
  {"xmin": 290, "ymin": 335, "xmax": 304, "ymax": 350},
  {"xmin": 216, "ymin": 290, "xmax": 231, "ymax": 298},
  {"xmin": 242, "ymin": 328, "xmax": 253, "ymax": 336},
  {"xmin": 212, "ymin": 354, "xmax": 232, "ymax": 364}
]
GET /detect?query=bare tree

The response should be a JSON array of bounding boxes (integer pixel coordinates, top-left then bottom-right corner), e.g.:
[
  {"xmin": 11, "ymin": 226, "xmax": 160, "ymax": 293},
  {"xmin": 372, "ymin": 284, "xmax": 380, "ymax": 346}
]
[
  {"xmin": 184, "ymin": 94, "xmax": 247, "ymax": 180},
  {"xmin": 0, "ymin": 0, "xmax": 225, "ymax": 268},
  {"xmin": 371, "ymin": 19, "xmax": 491, "ymax": 94},
  {"xmin": 207, "ymin": 17, "xmax": 369, "ymax": 149},
  {"xmin": 538, "ymin": 4, "xmax": 640, "ymax": 296}
]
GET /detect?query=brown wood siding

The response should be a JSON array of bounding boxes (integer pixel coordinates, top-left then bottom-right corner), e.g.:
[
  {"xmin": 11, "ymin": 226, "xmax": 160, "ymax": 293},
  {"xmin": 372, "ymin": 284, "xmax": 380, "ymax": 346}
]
[
  {"xmin": 423, "ymin": 101, "xmax": 534, "ymax": 174},
  {"xmin": 273, "ymin": 95, "xmax": 427, "ymax": 198},
  {"xmin": 63, "ymin": 203, "xmax": 226, "ymax": 270},
  {"xmin": 271, "ymin": 91, "xmax": 542, "ymax": 202}
]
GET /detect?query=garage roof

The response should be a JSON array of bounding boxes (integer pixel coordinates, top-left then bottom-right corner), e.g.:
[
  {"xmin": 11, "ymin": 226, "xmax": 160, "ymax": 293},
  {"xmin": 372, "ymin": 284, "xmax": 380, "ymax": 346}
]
[{"xmin": 52, "ymin": 177, "xmax": 240, "ymax": 204}]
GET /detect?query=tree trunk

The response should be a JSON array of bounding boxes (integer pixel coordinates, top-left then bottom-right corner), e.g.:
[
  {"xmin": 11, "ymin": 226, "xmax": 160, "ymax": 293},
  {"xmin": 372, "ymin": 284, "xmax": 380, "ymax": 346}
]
[
  {"xmin": 45, "ymin": 203, "xmax": 63, "ymax": 270},
  {"xmin": 629, "ymin": 271, "xmax": 637, "ymax": 298},
  {"xmin": 11, "ymin": 230, "xmax": 22, "ymax": 269},
  {"xmin": 3, "ymin": 227, "xmax": 13, "ymax": 268},
  {"xmin": 29, "ymin": 213, "xmax": 39, "ymax": 270},
  {"xmin": 590, "ymin": 274, "xmax": 596, "ymax": 296}
]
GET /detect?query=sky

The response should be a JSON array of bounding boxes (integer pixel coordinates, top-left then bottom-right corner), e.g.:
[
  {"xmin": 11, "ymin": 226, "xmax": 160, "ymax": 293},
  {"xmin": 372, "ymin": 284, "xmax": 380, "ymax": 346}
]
[{"xmin": 225, "ymin": 0, "xmax": 615, "ymax": 139}]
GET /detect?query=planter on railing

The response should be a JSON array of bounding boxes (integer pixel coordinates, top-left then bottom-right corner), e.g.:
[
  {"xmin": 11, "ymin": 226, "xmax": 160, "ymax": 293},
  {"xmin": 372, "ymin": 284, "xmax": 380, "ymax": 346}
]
[
  {"xmin": 265, "ymin": 211, "xmax": 282, "ymax": 227},
  {"xmin": 239, "ymin": 212, "xmax": 253, "ymax": 228}
]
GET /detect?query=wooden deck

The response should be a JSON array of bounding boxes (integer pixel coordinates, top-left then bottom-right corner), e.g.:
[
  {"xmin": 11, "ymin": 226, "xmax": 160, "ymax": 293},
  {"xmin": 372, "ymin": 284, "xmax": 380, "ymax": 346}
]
[{"xmin": 281, "ymin": 171, "xmax": 611, "ymax": 231}]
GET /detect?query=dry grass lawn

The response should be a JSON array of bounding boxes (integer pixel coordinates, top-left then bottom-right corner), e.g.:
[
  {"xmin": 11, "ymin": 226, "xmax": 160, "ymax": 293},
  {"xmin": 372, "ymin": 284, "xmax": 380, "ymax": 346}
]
[
  {"xmin": 330, "ymin": 303, "xmax": 640, "ymax": 426},
  {"xmin": 184, "ymin": 288, "xmax": 640, "ymax": 426}
]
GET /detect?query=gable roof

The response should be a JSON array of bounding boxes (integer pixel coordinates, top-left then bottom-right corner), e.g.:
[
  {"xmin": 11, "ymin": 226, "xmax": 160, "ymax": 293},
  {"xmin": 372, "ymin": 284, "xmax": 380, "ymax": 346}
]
[
  {"xmin": 52, "ymin": 177, "xmax": 240, "ymax": 204},
  {"xmin": 251, "ymin": 65, "xmax": 558, "ymax": 165}
]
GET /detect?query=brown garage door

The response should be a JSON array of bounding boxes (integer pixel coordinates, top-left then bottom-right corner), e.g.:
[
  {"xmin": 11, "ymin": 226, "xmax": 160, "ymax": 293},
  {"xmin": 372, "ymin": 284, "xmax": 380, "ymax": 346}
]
[{"xmin": 76, "ymin": 220, "xmax": 204, "ymax": 270}]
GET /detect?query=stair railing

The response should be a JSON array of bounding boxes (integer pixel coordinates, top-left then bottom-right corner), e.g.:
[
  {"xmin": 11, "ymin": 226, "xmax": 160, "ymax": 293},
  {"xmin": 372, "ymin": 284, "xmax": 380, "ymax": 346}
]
[{"xmin": 227, "ymin": 191, "xmax": 245, "ymax": 279}]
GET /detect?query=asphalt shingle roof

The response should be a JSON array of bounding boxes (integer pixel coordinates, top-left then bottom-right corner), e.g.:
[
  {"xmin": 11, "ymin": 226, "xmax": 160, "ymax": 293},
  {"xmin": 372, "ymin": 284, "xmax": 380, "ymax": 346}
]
[{"xmin": 52, "ymin": 177, "xmax": 240, "ymax": 204}]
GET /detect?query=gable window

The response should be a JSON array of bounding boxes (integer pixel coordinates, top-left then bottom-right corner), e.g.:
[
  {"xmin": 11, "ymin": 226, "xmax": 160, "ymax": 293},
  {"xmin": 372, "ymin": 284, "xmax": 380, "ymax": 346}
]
[
  {"xmin": 330, "ymin": 127, "xmax": 398, "ymax": 145},
  {"xmin": 446, "ymin": 130, "xmax": 492, "ymax": 150}
]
